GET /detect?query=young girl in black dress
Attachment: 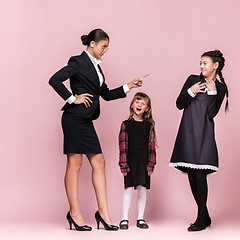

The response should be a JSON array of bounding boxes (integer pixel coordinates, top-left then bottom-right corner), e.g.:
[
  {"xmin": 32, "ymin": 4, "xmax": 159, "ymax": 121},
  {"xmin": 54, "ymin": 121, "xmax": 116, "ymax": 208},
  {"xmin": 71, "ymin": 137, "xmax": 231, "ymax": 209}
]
[
  {"xmin": 169, "ymin": 50, "xmax": 229, "ymax": 231},
  {"xmin": 118, "ymin": 92, "xmax": 157, "ymax": 230}
]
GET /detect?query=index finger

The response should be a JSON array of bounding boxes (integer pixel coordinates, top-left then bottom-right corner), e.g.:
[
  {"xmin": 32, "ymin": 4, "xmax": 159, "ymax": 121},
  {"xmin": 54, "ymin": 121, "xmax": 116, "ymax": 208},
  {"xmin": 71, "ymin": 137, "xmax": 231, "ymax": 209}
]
[
  {"xmin": 139, "ymin": 74, "xmax": 150, "ymax": 80},
  {"xmin": 83, "ymin": 93, "xmax": 93, "ymax": 97}
]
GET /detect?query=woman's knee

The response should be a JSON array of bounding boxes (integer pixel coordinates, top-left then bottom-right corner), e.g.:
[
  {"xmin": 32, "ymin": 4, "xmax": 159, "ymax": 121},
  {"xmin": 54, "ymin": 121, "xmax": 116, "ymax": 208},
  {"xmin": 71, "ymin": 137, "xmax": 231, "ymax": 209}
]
[
  {"xmin": 89, "ymin": 154, "xmax": 105, "ymax": 170},
  {"xmin": 67, "ymin": 154, "xmax": 83, "ymax": 170}
]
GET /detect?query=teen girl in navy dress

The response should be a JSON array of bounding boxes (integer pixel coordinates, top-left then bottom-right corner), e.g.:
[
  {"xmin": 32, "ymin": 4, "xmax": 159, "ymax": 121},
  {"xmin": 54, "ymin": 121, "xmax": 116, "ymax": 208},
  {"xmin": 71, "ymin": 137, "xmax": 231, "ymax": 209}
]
[
  {"xmin": 169, "ymin": 50, "xmax": 229, "ymax": 231},
  {"xmin": 118, "ymin": 92, "xmax": 156, "ymax": 230},
  {"xmin": 49, "ymin": 29, "xmax": 149, "ymax": 231}
]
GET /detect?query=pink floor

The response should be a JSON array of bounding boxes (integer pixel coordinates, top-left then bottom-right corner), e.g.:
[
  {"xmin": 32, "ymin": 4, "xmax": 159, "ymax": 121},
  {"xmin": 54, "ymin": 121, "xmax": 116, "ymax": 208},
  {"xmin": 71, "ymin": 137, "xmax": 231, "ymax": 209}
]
[{"xmin": 1, "ymin": 219, "xmax": 240, "ymax": 240}]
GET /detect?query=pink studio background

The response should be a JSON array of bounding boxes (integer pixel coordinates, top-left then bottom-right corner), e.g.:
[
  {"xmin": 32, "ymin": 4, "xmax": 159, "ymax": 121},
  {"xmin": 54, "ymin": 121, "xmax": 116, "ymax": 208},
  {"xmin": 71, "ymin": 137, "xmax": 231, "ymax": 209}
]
[{"xmin": 0, "ymin": 0, "xmax": 240, "ymax": 227}]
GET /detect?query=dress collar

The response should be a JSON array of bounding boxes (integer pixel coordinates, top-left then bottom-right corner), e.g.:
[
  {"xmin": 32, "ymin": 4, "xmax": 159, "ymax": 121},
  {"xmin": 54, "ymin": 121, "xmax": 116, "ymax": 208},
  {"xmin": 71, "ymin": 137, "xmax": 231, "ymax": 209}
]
[{"xmin": 129, "ymin": 117, "xmax": 144, "ymax": 122}]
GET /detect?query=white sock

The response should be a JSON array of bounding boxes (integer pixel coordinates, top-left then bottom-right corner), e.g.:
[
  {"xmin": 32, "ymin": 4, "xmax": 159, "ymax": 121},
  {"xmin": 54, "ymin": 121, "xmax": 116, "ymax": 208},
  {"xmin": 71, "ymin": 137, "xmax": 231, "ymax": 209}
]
[
  {"xmin": 137, "ymin": 186, "xmax": 146, "ymax": 221},
  {"xmin": 122, "ymin": 187, "xmax": 134, "ymax": 221}
]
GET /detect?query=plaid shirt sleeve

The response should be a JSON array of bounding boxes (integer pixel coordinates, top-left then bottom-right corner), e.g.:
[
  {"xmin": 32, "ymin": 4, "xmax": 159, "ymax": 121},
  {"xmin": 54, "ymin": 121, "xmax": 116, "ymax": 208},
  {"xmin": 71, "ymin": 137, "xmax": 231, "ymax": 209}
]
[
  {"xmin": 118, "ymin": 122, "xmax": 130, "ymax": 173},
  {"xmin": 147, "ymin": 124, "xmax": 156, "ymax": 172}
]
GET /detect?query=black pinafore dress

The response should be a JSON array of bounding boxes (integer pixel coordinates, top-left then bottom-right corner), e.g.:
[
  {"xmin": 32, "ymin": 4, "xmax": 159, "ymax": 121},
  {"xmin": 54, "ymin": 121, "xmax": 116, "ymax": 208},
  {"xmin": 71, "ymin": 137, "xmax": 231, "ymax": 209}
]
[
  {"xmin": 124, "ymin": 120, "xmax": 151, "ymax": 189},
  {"xmin": 170, "ymin": 75, "xmax": 225, "ymax": 174}
]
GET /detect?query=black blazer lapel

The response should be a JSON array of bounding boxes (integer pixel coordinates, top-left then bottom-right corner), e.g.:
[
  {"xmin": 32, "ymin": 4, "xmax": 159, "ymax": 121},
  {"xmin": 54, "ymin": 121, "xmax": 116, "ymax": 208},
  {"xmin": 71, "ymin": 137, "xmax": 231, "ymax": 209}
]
[
  {"xmin": 98, "ymin": 65, "xmax": 106, "ymax": 90},
  {"xmin": 82, "ymin": 51, "xmax": 101, "ymax": 87},
  {"xmin": 98, "ymin": 65, "xmax": 105, "ymax": 80}
]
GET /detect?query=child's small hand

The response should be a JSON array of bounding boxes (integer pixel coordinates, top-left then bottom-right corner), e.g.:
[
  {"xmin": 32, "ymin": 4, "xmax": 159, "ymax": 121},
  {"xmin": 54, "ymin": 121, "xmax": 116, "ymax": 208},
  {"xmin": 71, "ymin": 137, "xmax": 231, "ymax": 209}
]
[
  {"xmin": 205, "ymin": 79, "xmax": 216, "ymax": 91},
  {"xmin": 190, "ymin": 81, "xmax": 206, "ymax": 94},
  {"xmin": 148, "ymin": 171, "xmax": 152, "ymax": 176},
  {"xmin": 123, "ymin": 172, "xmax": 127, "ymax": 176}
]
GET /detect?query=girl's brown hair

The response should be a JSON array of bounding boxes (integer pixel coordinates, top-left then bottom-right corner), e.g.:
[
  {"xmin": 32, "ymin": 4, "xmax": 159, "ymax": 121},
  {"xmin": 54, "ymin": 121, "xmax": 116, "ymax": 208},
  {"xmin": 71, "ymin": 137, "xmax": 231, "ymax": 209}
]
[{"xmin": 129, "ymin": 92, "xmax": 157, "ymax": 146}]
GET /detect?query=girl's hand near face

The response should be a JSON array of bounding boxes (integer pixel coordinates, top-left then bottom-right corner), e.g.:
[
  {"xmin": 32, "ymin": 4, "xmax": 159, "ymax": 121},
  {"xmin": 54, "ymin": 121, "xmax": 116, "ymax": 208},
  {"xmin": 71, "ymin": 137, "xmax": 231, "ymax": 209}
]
[
  {"xmin": 74, "ymin": 93, "xmax": 93, "ymax": 107},
  {"xmin": 205, "ymin": 79, "xmax": 216, "ymax": 91},
  {"xmin": 127, "ymin": 74, "xmax": 150, "ymax": 89},
  {"xmin": 190, "ymin": 81, "xmax": 206, "ymax": 94}
]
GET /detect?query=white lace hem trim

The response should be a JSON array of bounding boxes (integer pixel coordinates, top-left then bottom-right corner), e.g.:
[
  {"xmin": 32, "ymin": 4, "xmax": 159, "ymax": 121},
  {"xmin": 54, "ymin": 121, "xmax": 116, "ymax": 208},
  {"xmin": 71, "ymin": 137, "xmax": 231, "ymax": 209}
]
[{"xmin": 169, "ymin": 162, "xmax": 218, "ymax": 172}]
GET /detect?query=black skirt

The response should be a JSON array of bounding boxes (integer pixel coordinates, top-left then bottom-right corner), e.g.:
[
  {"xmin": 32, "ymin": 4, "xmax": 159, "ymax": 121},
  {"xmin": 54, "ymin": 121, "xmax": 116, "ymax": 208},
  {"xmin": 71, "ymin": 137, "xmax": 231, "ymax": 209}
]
[{"xmin": 61, "ymin": 111, "xmax": 102, "ymax": 154}]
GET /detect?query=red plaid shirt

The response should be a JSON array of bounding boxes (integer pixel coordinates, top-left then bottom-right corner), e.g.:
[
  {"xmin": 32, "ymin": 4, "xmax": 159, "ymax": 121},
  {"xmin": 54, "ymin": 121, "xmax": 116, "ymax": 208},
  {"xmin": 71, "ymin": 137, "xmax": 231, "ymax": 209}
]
[{"xmin": 118, "ymin": 119, "xmax": 156, "ymax": 173}]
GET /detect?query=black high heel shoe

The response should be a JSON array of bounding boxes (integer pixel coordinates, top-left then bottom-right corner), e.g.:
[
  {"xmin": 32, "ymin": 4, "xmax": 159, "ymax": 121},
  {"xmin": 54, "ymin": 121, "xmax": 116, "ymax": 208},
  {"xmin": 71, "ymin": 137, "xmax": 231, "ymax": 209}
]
[
  {"xmin": 95, "ymin": 211, "xmax": 119, "ymax": 231},
  {"xmin": 66, "ymin": 211, "xmax": 92, "ymax": 231}
]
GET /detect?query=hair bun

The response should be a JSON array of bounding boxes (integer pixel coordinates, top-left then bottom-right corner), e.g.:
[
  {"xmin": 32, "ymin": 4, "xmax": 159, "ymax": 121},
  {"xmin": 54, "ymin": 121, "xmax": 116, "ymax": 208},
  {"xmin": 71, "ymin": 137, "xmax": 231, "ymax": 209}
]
[{"xmin": 81, "ymin": 35, "xmax": 88, "ymax": 45}]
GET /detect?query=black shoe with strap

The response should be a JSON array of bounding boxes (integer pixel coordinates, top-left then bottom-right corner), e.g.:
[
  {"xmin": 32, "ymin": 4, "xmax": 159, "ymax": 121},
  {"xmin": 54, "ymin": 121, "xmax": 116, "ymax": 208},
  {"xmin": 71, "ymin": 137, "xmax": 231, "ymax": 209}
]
[
  {"xmin": 137, "ymin": 219, "xmax": 149, "ymax": 229},
  {"xmin": 119, "ymin": 220, "xmax": 129, "ymax": 230}
]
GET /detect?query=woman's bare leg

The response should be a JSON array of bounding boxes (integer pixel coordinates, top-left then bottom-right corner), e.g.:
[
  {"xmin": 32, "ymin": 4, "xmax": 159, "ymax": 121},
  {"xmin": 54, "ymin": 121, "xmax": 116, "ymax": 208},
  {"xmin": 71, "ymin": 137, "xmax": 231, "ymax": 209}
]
[
  {"xmin": 65, "ymin": 153, "xmax": 85, "ymax": 226},
  {"xmin": 86, "ymin": 153, "xmax": 112, "ymax": 224}
]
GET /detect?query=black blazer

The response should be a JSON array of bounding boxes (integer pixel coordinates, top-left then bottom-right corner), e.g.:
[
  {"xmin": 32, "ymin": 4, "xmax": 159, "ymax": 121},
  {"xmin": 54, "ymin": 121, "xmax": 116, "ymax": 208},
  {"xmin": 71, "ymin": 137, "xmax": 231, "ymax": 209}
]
[
  {"xmin": 176, "ymin": 74, "xmax": 226, "ymax": 119},
  {"xmin": 49, "ymin": 51, "xmax": 126, "ymax": 120}
]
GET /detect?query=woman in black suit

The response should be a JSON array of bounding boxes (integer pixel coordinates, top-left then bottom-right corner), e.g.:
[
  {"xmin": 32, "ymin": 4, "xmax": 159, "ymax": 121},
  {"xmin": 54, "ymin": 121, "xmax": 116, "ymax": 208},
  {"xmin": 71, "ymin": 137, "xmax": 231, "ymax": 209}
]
[{"xmin": 49, "ymin": 29, "xmax": 149, "ymax": 231}]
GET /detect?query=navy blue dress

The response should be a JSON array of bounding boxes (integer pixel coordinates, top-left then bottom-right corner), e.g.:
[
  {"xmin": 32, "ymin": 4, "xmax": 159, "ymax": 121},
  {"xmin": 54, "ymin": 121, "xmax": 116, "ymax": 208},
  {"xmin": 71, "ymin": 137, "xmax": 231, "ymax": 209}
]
[{"xmin": 169, "ymin": 75, "xmax": 226, "ymax": 174}]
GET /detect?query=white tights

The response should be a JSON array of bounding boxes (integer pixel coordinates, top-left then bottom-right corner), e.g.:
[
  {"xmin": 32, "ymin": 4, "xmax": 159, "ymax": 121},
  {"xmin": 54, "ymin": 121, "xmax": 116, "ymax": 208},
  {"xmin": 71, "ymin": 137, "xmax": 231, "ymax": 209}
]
[{"xmin": 121, "ymin": 186, "xmax": 146, "ymax": 221}]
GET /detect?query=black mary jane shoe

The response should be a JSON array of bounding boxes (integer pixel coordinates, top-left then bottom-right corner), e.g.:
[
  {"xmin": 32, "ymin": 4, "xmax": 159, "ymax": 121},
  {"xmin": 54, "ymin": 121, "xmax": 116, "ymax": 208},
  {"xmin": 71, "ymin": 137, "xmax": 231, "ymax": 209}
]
[
  {"xmin": 187, "ymin": 223, "xmax": 206, "ymax": 232},
  {"xmin": 119, "ymin": 220, "xmax": 129, "ymax": 230},
  {"xmin": 95, "ymin": 211, "xmax": 119, "ymax": 231},
  {"xmin": 66, "ymin": 211, "xmax": 92, "ymax": 231},
  {"xmin": 137, "ymin": 219, "xmax": 149, "ymax": 229}
]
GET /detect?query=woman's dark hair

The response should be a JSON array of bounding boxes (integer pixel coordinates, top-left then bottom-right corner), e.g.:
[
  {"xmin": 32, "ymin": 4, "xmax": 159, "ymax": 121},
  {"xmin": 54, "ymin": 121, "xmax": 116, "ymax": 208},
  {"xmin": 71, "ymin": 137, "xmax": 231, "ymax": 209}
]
[
  {"xmin": 81, "ymin": 29, "xmax": 109, "ymax": 46},
  {"xmin": 199, "ymin": 50, "xmax": 229, "ymax": 112}
]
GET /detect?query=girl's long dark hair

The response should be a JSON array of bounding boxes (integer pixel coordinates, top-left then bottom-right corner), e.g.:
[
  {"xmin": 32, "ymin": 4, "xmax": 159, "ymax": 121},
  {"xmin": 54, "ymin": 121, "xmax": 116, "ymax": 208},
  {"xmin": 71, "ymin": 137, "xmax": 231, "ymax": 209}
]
[
  {"xmin": 129, "ymin": 92, "xmax": 157, "ymax": 146},
  {"xmin": 200, "ymin": 50, "xmax": 229, "ymax": 112}
]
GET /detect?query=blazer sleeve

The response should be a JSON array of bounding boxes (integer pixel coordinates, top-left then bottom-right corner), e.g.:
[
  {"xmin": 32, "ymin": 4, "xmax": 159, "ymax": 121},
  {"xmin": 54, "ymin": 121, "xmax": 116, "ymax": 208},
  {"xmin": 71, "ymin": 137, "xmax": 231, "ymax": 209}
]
[
  {"xmin": 48, "ymin": 57, "xmax": 79, "ymax": 100},
  {"xmin": 176, "ymin": 75, "xmax": 197, "ymax": 110},
  {"xmin": 100, "ymin": 82, "xmax": 126, "ymax": 101},
  {"xmin": 206, "ymin": 82, "xmax": 226, "ymax": 120}
]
